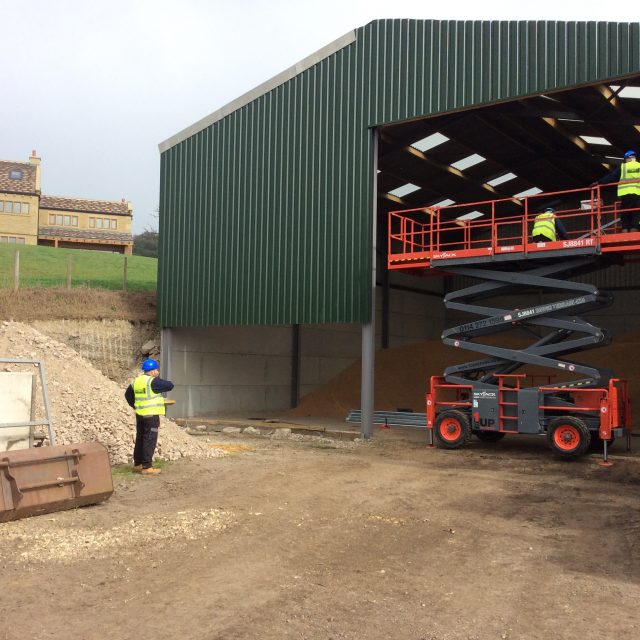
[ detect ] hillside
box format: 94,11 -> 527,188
0,243 -> 157,291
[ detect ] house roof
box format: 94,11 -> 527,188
40,195 -> 132,215
0,161 -> 38,195
38,227 -> 133,243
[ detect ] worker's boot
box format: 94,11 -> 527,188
133,464 -> 143,473
140,467 -> 161,475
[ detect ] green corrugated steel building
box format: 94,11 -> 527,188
159,18 -> 640,328
158,19 -> 640,424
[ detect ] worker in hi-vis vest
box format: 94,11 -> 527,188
531,207 -> 569,243
125,358 -> 174,475
594,150 -> 640,233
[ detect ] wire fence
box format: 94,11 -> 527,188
0,249 -> 157,292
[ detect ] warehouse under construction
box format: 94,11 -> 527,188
157,18 -> 640,446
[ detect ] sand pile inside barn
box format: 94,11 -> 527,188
0,321 -> 225,464
289,331 -> 640,419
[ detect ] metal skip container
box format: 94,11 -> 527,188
0,442 -> 114,523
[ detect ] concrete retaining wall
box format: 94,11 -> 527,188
165,279 -> 446,418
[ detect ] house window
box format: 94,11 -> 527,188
0,237 -> 6,242
49,214 -> 55,224
89,218 -> 95,228
8,237 -> 16,243
96,218 -> 103,229
64,215 -> 70,226
9,170 -> 22,180
0,201 -> 3,213
17,238 -> 24,244
72,216 -> 78,226
111,219 -> 117,230
56,214 -> 63,225
21,203 -> 29,214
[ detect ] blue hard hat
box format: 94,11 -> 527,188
624,150 -> 636,159
141,358 -> 159,372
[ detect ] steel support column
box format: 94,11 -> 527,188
361,129 -> 379,439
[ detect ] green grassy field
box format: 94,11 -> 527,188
0,244 -> 157,291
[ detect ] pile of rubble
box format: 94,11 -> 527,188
0,321 -> 225,465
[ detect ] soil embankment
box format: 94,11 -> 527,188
0,289 -> 159,383
0,288 -> 157,322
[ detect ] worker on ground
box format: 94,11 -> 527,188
125,358 -> 174,475
531,207 -> 568,243
593,150 -> 640,232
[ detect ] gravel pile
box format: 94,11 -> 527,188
0,321 -> 226,465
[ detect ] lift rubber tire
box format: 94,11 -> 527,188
547,416 -> 591,459
434,410 -> 471,449
474,431 -> 506,443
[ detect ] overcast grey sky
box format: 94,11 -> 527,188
1,1 -> 634,233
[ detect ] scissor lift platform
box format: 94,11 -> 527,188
388,185 -> 637,460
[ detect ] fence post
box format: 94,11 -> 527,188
66,255 -> 72,290
13,250 -> 19,291
123,256 -> 128,291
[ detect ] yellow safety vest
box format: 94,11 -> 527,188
133,374 -> 166,417
618,160 -> 640,197
532,212 -> 556,242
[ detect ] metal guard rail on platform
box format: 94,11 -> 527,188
388,184 -> 640,268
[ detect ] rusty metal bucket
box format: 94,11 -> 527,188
0,442 -> 113,523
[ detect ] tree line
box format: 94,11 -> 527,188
133,231 -> 158,258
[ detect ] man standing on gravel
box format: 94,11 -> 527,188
125,358 -> 174,475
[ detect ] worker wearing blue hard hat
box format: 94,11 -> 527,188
593,150 -> 640,232
141,358 -> 159,372
124,357 -> 174,474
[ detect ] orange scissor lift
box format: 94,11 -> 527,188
388,185 -> 639,462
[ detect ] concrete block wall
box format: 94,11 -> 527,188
166,278 -> 447,418
299,324 -> 361,399
167,325 -> 293,417
385,270 -> 445,345
384,289 -> 445,345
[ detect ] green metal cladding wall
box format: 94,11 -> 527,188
158,19 -> 640,328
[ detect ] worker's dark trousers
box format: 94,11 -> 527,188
620,194 -> 640,231
133,414 -> 160,468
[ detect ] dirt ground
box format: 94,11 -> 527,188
3,428 -> 640,640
